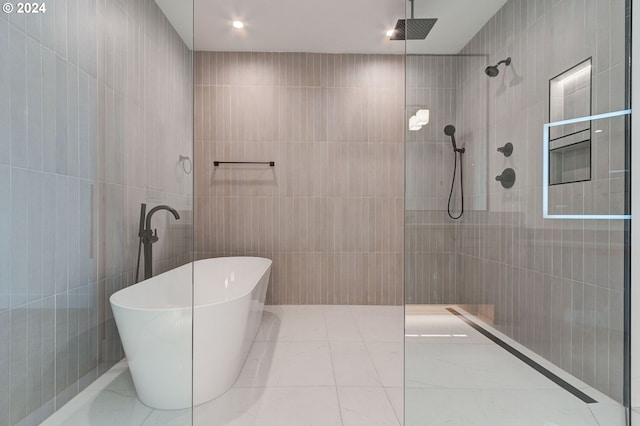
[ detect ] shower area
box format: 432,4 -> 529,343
0,0 -> 634,425
404,0 -> 631,424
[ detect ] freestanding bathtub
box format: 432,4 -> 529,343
110,257 -> 272,410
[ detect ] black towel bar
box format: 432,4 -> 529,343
213,161 -> 275,167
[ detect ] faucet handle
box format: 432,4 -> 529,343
150,229 -> 159,243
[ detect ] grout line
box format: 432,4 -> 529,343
322,306 -> 345,425
383,386 -> 402,426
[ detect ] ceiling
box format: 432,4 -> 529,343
157,0 -> 508,55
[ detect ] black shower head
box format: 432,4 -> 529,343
485,57 -> 512,77
484,65 -> 500,77
390,0 -> 437,40
444,125 -> 462,152
444,125 -> 456,136
390,18 -> 438,40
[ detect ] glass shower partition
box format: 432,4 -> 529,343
0,0 -> 195,424
404,0 -> 631,424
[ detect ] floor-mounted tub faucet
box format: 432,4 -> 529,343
136,203 -> 180,281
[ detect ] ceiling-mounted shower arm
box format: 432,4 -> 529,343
409,0 -> 415,19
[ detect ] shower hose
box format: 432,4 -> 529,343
447,150 -> 464,220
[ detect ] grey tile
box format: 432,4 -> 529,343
10,25 -> 28,168
67,178 -> 79,290
26,37 -> 43,171
66,0 -> 78,65
66,288 -> 80,401
11,168 -> 29,308
41,296 -> 55,408
42,47 -> 57,173
66,64 -> 79,177
0,18 -> 9,165
11,307 -> 28,425
87,76 -> 97,180
570,281 -> 584,378
41,0 -> 55,51
8,0 -> 26,30
582,283 -> 597,385
54,292 -> 68,403
42,173 -> 56,297
594,286 -> 610,394
55,175 -> 69,294
55,0 -> 67,59
26,300 -> 43,417
27,171 -> 43,303
78,284 -> 95,380
78,71 -> 89,179
0,310 -> 9,420
55,56 -> 68,174
608,289 -> 624,402
0,166 -> 10,311
25,4 -> 42,42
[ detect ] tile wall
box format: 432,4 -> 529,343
452,0 -> 627,402
193,52 -> 404,305
404,55 -> 463,305
0,0 -> 193,424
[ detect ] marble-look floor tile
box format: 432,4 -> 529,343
235,340 -> 335,387
365,341 -> 403,387
324,306 -> 362,341
257,306 -> 328,341
405,388 -> 599,426
404,313 -> 490,344
384,387 -> 403,425
337,387 -> 399,426
102,368 -> 138,398
193,387 -> 342,426
350,306 -> 404,342
405,341 -> 558,390
41,389 -> 153,426
587,402 -> 627,426
330,341 -> 382,386
142,408 -> 192,426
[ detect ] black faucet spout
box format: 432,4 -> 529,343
145,205 -> 180,231
139,204 -> 181,280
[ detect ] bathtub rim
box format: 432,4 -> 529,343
110,256 -> 272,312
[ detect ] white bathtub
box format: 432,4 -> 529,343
110,257 -> 272,410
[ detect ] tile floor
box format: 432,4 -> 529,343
42,305 -> 404,426
404,305 -> 627,426
41,305 -> 628,425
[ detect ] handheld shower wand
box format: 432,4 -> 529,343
444,125 -> 465,153
444,125 -> 464,220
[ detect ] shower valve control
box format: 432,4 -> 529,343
497,142 -> 513,157
495,168 -> 516,189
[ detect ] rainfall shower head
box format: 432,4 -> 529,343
485,57 -> 512,77
390,0 -> 437,40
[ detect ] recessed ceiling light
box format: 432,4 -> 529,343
386,29 -> 394,37
233,20 -> 244,29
